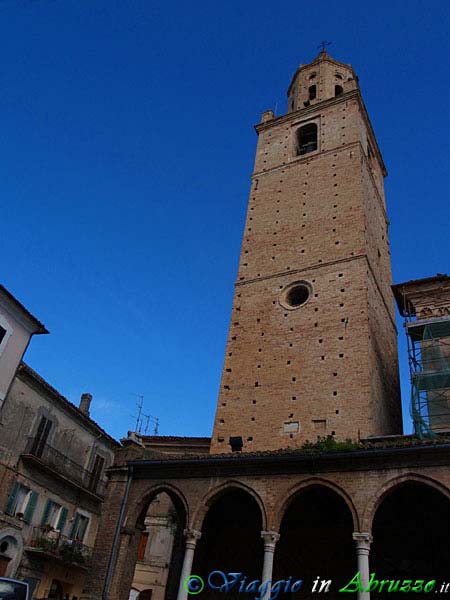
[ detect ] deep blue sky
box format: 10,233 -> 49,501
1,0 -> 449,440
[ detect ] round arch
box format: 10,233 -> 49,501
274,477 -> 359,532
192,483 -> 266,596
362,472 -> 450,532
193,479 -> 267,531
128,482 -> 190,529
0,528 -> 24,577
117,482 -> 189,600
369,475 -> 450,579
273,479 -> 357,594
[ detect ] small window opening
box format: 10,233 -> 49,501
308,85 -> 317,100
228,435 -> 244,452
297,123 -> 318,156
335,85 -> 343,97
281,282 -> 311,309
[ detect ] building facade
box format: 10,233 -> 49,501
126,436 -> 210,600
72,52 -> 450,600
393,275 -> 450,435
0,285 -> 48,409
0,287 -> 119,599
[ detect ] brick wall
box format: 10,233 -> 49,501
210,57 -> 401,453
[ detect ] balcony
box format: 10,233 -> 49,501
25,526 -> 92,568
22,437 -> 106,498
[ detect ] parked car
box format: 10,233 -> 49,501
0,578 -> 29,600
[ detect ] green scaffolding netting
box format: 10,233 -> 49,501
409,320 -> 450,438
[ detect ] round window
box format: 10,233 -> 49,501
280,281 -> 311,309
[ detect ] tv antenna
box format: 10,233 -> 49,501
132,394 -> 144,433
130,393 -> 160,435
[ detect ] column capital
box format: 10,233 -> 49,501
261,530 -> 280,546
184,528 -> 202,543
352,532 -> 372,550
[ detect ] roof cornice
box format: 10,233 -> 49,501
18,363 -> 119,447
0,285 -> 48,334
118,442 -> 450,479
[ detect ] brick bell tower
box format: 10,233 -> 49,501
210,50 -> 401,453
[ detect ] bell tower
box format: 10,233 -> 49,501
210,50 -> 401,453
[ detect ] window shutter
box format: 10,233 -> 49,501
78,516 -> 89,542
70,513 -> 80,539
5,481 -> 19,515
56,507 -> 68,533
23,491 -> 39,523
41,499 -> 52,526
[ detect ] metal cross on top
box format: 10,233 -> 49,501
318,41 -> 332,51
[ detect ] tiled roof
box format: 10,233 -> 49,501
140,435 -> 211,443
133,433 -> 450,463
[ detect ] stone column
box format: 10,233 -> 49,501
352,532 -> 373,600
260,531 -> 280,600
176,529 -> 202,600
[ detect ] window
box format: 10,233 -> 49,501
31,415 -> 52,458
0,316 -> 12,357
5,482 -> 38,523
296,123 -> 318,156
41,499 -> 67,530
286,285 -> 310,306
70,513 -> 90,542
335,85 -> 343,97
308,85 -> 317,100
280,281 -> 312,310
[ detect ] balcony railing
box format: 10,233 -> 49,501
26,526 -> 92,567
23,437 -> 106,497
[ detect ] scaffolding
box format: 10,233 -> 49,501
406,317 -> 450,438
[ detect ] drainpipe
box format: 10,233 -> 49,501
102,464 -> 134,600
